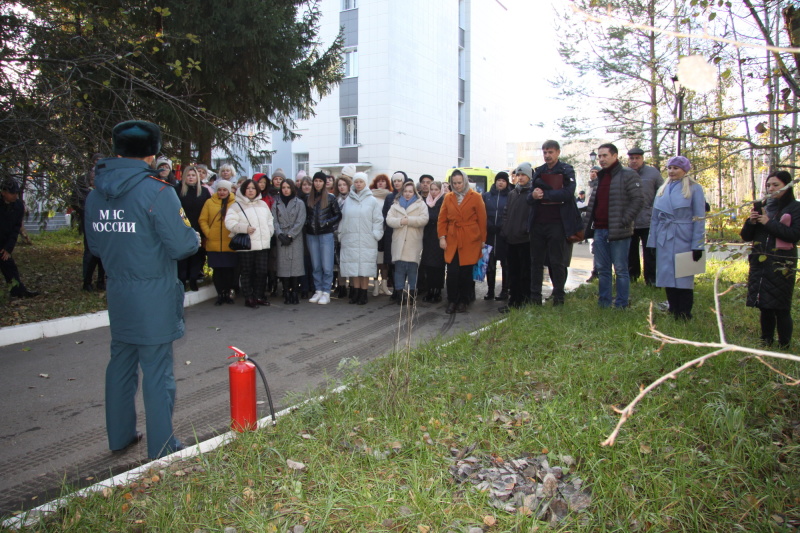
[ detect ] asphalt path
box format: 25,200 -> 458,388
0,245 -> 594,518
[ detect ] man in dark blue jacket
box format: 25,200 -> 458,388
527,140 -> 579,306
86,120 -> 199,459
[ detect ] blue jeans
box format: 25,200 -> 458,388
593,229 -> 631,308
307,233 -> 335,294
394,260 -> 419,291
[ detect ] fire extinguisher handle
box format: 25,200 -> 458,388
227,345 -> 247,359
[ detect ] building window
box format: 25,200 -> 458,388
343,48 -> 358,78
342,117 -> 357,146
294,153 -> 309,176
212,157 -> 236,171
255,155 -> 272,176
342,0 -> 357,10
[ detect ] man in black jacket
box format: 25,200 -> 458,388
527,140 -> 578,306
1,179 -> 38,298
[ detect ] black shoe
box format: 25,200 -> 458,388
111,431 -> 144,453
284,291 -> 291,304
432,288 -> 442,303
586,273 -> 597,283
245,298 -> 259,309
349,288 -> 359,304
390,290 -> 400,302
495,290 -> 508,301
357,288 -> 368,305
337,285 -> 348,299
291,291 -> 299,304
484,290 -> 495,301
445,302 -> 457,314
421,289 -> 433,302
256,297 -> 270,307
455,302 -> 467,313
225,294 -> 235,304
10,287 -> 39,298
189,280 -> 199,291
82,282 -> 94,292
214,294 -> 225,306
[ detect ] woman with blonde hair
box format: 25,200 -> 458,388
386,180 -> 429,304
647,155 -> 705,319
199,180 -> 237,305
175,165 -> 210,291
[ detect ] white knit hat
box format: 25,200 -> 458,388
341,164 -> 357,178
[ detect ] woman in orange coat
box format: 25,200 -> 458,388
437,170 -> 487,314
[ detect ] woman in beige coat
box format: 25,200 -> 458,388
386,181 -> 429,304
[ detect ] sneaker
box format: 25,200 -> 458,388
309,290 -> 323,303
318,292 -> 330,305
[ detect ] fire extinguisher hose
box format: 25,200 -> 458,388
248,356 -> 277,425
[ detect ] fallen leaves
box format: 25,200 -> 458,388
286,459 -> 306,471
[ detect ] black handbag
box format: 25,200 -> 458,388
229,202 -> 252,251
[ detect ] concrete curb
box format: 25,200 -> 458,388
0,286 -> 216,348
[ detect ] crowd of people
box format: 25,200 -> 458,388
4,136 -> 799,349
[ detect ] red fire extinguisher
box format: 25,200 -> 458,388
228,346 -> 257,431
227,346 -> 277,432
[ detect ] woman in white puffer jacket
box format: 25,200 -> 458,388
225,179 -> 274,308
338,172 -> 384,305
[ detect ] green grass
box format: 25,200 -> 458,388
5,261 -> 800,532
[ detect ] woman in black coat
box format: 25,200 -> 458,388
420,181 -> 447,302
175,165 -> 211,291
481,172 -> 510,300
741,170 -> 800,348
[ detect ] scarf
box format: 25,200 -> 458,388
280,193 -> 294,207
427,188 -> 443,208
453,186 -> 468,205
399,195 -> 416,210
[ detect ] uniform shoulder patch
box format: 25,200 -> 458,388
179,207 -> 191,227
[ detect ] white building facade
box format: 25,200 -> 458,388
216,0 -> 510,182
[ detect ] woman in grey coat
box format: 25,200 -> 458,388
272,180 -> 306,304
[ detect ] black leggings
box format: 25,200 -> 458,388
760,308 -> 793,347
213,267 -> 236,295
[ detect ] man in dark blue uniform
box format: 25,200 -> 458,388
86,120 -> 199,459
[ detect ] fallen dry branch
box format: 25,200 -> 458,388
601,267 -> 800,447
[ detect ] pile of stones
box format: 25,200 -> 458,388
449,452 -> 592,526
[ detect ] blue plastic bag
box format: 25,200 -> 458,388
473,244 -> 493,282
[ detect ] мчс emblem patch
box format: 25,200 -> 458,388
179,207 -> 191,227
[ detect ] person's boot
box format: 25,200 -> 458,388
380,280 -> 393,296
189,279 -> 199,292
245,298 -> 259,309
357,288 -> 368,305
495,289 -> 508,301
445,301 -> 457,314
484,288 -> 495,300
82,281 -> 94,292
421,288 -> 433,302
349,287 -> 359,304
372,280 -> 381,296
432,288 -> 442,303
337,285 -> 348,299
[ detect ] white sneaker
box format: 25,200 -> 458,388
309,290 -> 322,303
373,282 -> 381,296
318,292 -> 330,305
380,280 -> 393,295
